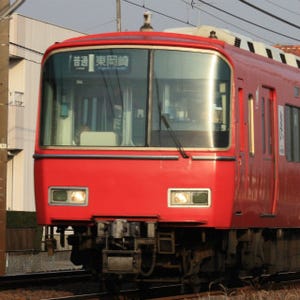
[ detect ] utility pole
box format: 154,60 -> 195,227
0,0 -> 10,275
0,0 -> 25,275
116,0 -> 121,32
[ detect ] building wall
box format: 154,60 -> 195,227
7,14 -> 84,212
8,59 -> 25,150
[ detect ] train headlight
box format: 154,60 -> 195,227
49,187 -> 88,206
70,191 -> 86,203
168,189 -> 211,207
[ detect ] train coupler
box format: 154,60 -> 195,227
102,249 -> 141,274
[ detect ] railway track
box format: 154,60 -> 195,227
0,269 -> 93,288
0,271 -> 183,300
0,270 -> 100,300
39,282 -> 300,300
2,271 -> 300,300
38,283 -> 183,300
42,292 -> 106,300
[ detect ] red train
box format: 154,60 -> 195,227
34,25 -> 300,287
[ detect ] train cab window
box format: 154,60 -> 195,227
40,49 -> 148,147
150,50 -> 231,148
39,48 -> 231,149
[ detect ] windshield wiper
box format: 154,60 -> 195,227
161,114 -> 189,159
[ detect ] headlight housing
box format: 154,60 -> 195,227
49,187 -> 88,206
168,188 -> 211,207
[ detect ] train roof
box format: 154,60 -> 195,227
46,25 -> 300,71
53,30 -> 225,48
165,26 -> 300,69
44,30 -> 227,61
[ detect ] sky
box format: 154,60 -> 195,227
12,0 -> 300,46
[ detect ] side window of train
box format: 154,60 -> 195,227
285,105 -> 300,162
248,94 -> 255,156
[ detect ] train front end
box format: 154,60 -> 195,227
34,32 -> 235,282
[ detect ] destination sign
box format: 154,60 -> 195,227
71,53 -> 130,72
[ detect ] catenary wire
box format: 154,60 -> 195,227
265,0 -> 300,16
122,0 -> 197,26
180,0 -> 275,44
124,0 -> 285,44
196,0 -> 300,42
181,0 -> 276,43
123,0 -> 300,43
239,0 -> 300,29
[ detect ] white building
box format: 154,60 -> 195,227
7,14 -> 84,211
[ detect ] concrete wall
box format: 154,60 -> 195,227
7,14 -> 84,211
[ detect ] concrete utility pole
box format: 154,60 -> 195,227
0,0 -> 10,275
116,0 -> 121,32
0,0 -> 25,275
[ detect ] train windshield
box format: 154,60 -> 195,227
40,48 -> 231,148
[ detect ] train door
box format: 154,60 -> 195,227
235,80 -> 249,211
260,86 -> 276,216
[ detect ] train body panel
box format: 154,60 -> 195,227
34,151 -> 235,227
227,46 -> 300,228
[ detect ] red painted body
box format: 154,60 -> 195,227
33,30 -> 300,280
34,150 -> 235,226
34,31 -> 300,229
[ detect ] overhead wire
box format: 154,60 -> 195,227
239,0 -> 300,30
84,18 -> 116,32
180,0 -> 275,44
122,0 -> 300,43
181,0 -> 275,43
123,0 -> 274,43
196,0 -> 300,42
122,0 -> 197,26
265,0 -> 300,17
